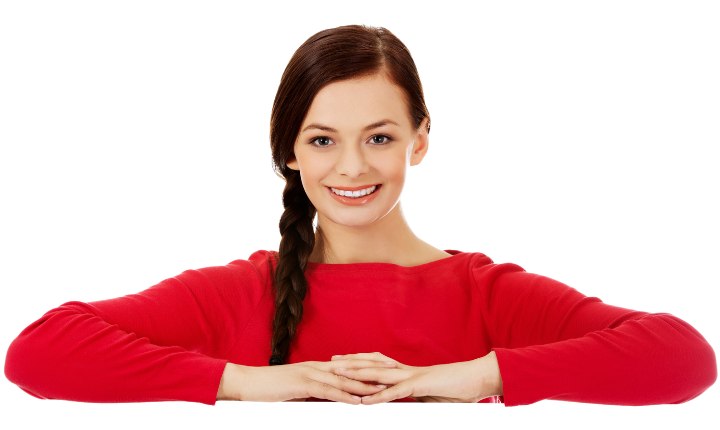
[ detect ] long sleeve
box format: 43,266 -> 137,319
4,258 -> 268,404
472,262 -> 717,406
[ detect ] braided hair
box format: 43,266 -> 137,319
268,24 -> 431,365
268,171 -> 316,364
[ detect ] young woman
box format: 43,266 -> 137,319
4,24 -> 716,406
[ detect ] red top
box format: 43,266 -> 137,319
4,249 -> 717,405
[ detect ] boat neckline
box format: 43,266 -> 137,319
301,249 -> 467,272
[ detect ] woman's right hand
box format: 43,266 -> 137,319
216,359 -> 397,404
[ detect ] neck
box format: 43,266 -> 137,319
310,203 -> 428,265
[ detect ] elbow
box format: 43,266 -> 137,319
4,328 -> 51,399
676,337 -> 717,403
658,313 -> 718,403
4,303 -> 89,400
627,313 -> 717,405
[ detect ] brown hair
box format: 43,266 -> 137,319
268,24 -> 431,365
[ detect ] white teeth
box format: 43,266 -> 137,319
330,185 -> 377,198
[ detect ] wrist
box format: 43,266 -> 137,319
217,362 -> 248,401
470,351 -> 503,398
482,351 -> 503,397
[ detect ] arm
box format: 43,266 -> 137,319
5,255 -> 394,405
474,263 -> 717,406
4,260 -> 263,404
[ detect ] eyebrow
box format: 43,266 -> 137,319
300,119 -> 399,134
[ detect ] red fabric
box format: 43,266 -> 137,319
4,250 -> 716,405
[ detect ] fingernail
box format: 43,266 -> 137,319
384,361 -> 396,366
376,384 -> 387,389
351,395 -> 361,402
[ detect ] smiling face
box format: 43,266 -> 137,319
286,71 -> 429,229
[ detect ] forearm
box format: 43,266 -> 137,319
5,302 -> 228,404
493,313 -> 717,406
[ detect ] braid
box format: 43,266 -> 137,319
269,170 -> 316,365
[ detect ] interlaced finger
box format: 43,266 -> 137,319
327,359 -> 398,371
309,368 -> 387,398
333,366 -> 408,385
305,379 -> 362,404
361,382 -> 414,405
332,352 -> 394,362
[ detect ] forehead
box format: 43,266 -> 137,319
302,73 -> 411,129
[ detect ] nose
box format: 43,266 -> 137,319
335,143 -> 369,178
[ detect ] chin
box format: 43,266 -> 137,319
324,204 -> 399,228
313,191 -> 401,228
327,214 -> 383,228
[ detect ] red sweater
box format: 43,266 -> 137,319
4,249 -> 716,405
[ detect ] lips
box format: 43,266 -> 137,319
327,184 -> 381,191
326,184 -> 382,205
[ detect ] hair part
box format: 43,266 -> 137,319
268,24 -> 430,365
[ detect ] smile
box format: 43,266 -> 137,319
326,184 -> 382,206
329,185 -> 378,198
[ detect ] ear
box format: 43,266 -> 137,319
409,117 -> 430,166
286,156 -> 299,171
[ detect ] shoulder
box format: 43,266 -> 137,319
164,250 -> 276,300
464,252 -> 526,281
229,249 -> 276,273
462,251 -> 557,296
208,249 -> 277,287
443,250 -> 525,280
465,252 -> 587,305
428,250 -> 527,289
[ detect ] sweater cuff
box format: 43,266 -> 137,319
492,346 -> 571,406
194,357 -> 228,405
492,343 -> 593,406
492,347 -> 526,406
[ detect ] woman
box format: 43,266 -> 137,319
4,24 -> 716,406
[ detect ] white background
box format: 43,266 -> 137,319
1,1 -> 718,428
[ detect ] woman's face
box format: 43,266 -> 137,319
286,72 -> 429,229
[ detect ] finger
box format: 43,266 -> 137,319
334,367 -> 407,385
362,382 -> 414,405
331,352 -> 393,362
334,375 -> 389,396
311,368 -> 388,397
306,380 -> 362,405
327,359 -> 398,371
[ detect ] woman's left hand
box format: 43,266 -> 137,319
330,351 -> 503,404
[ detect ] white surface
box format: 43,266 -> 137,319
1,1 -> 718,428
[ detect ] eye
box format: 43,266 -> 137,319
309,136 -> 332,147
370,135 -> 392,145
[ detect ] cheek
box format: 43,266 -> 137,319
297,157 -> 332,190
374,153 -> 407,180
